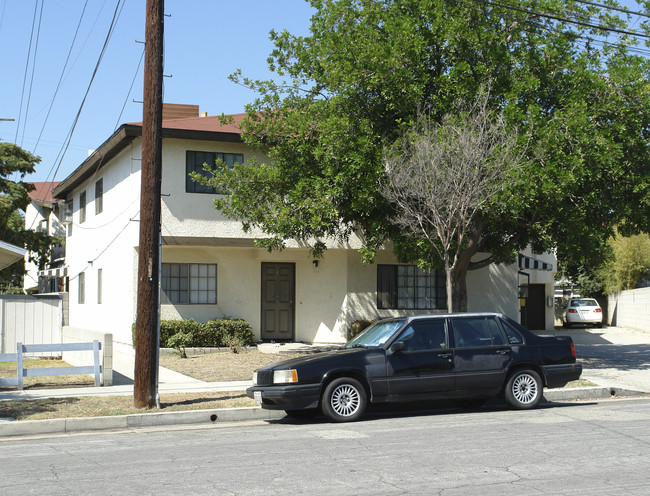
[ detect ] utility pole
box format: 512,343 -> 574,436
134,0 -> 164,409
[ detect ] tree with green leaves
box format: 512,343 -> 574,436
600,232 -> 650,293
204,0 -> 650,310
0,142 -> 53,292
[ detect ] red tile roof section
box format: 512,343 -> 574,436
28,182 -> 61,204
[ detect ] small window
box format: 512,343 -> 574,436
186,150 -> 243,193
97,268 -> 103,304
79,191 -> 86,223
487,317 -> 506,345
78,272 -> 85,304
95,179 -> 103,215
501,320 -> 524,345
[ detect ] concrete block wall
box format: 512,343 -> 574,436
607,287 -> 650,333
61,326 -> 113,386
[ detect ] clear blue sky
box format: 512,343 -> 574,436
0,0 -> 315,183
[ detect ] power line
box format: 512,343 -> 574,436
14,1 -> 40,145
46,0 -> 123,184
20,0 -> 44,148
34,1 -> 89,153
476,0 -> 650,41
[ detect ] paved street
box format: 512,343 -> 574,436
1,397 -> 649,495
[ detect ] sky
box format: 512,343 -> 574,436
0,0 -> 315,184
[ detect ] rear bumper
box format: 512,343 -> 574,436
542,363 -> 583,389
246,384 -> 321,411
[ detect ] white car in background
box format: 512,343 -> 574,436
563,298 -> 603,328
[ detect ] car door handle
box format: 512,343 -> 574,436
438,352 -> 453,359
496,349 -> 510,355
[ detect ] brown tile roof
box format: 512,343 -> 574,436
128,112 -> 245,135
28,182 -> 61,204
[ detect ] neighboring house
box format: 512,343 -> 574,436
23,181 -> 67,293
51,103 -> 557,348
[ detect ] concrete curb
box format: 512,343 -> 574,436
0,406 -> 285,438
1,387 -> 648,438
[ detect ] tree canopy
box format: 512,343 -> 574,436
0,142 -> 52,291
206,0 -> 650,308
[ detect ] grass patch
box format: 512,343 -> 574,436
552,378 -> 599,389
0,359 -> 95,389
0,392 -> 256,421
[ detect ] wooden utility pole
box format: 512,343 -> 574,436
134,0 -> 164,409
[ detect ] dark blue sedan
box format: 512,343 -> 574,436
247,313 -> 582,422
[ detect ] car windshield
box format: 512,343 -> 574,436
570,299 -> 599,307
344,320 -> 405,349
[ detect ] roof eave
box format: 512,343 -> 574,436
52,124 -> 243,199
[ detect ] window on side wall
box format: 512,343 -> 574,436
78,272 -> 85,304
95,178 -> 103,215
377,265 -> 446,310
79,191 -> 86,223
185,150 -> 243,193
161,263 -> 217,304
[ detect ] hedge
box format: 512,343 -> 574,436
132,318 -> 254,348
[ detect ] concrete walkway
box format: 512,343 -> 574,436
1,326 -> 648,437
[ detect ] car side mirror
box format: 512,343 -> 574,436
390,341 -> 405,354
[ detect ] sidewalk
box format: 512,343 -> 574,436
1,326 -> 648,437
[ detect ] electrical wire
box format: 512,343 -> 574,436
46,0 -> 123,185
34,0 -> 89,153
14,1 -> 40,145
20,0 -> 44,149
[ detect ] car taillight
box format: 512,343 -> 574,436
568,309 -> 577,313
570,342 -> 576,358
594,308 -> 602,313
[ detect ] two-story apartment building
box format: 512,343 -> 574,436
51,104 -> 557,348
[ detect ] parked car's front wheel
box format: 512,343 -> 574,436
504,369 -> 542,409
322,377 -> 367,422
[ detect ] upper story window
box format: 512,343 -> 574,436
377,265 -> 446,310
79,191 -> 86,224
186,150 -> 243,194
95,178 -> 103,215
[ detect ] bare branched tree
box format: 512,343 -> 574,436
382,91 -> 529,312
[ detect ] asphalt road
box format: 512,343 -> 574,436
1,398 -> 649,495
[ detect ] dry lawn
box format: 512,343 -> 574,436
159,349 -> 300,382
0,392 -> 256,421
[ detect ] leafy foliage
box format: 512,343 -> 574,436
0,142 -> 53,291
202,0 -> 650,308
600,233 -> 650,293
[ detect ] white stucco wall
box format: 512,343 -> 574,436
65,141 -> 142,347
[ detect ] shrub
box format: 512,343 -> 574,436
348,320 -> 374,340
132,318 -> 254,349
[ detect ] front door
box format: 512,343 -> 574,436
261,263 -> 295,341
526,284 -> 546,330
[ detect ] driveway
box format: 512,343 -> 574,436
539,326 -> 650,393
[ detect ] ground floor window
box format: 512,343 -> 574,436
377,265 -> 446,310
162,263 -> 217,304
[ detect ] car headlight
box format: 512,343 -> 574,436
273,369 -> 298,384
253,371 -> 258,386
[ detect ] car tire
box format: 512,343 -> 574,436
563,320 -> 572,329
504,369 -> 542,410
321,377 -> 367,422
285,408 -> 320,420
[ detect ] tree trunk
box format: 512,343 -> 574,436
451,263 -> 469,312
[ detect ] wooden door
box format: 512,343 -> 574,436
261,263 -> 295,341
